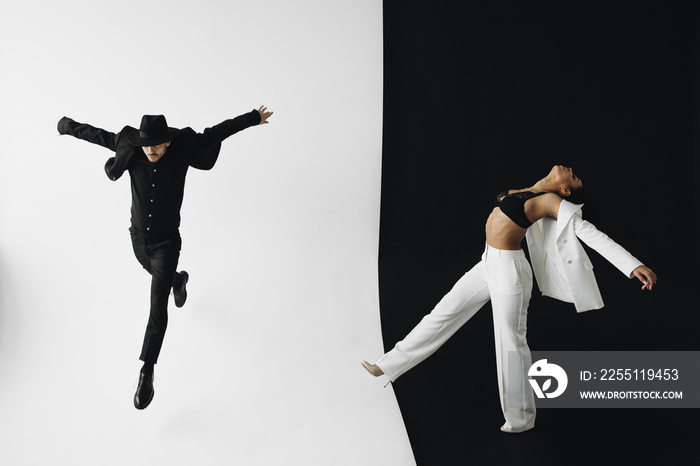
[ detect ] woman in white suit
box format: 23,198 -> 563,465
362,165 -> 656,433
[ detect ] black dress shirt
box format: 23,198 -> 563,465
57,109 -> 262,233
129,151 -> 189,232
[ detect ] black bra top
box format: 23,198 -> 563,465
495,190 -> 546,229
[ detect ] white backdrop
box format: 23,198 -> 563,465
0,1 -> 416,464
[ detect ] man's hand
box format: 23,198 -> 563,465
632,265 -> 657,291
257,105 -> 273,125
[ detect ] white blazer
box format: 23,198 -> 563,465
525,200 -> 643,313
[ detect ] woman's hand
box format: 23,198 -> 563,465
632,265 -> 657,291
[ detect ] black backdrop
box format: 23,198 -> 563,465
379,2 -> 699,465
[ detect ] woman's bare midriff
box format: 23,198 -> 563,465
485,207 -> 528,250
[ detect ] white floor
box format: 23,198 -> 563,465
0,1 -> 416,464
0,253 -> 414,465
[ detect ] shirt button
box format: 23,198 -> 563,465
152,184 -> 155,187
148,214 -> 152,218
146,227 -> 150,231
150,199 -> 154,202
567,260 -> 573,264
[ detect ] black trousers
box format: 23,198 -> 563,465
129,227 -> 183,364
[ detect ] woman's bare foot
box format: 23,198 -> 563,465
361,361 -> 384,377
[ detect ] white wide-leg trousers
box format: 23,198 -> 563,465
376,244 -> 536,431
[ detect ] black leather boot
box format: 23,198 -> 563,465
173,271 -> 189,308
134,370 -> 155,410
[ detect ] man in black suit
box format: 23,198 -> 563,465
57,106 -> 273,409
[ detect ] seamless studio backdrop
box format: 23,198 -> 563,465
2,2 -> 699,466
0,1 -> 420,465
379,2 -> 699,465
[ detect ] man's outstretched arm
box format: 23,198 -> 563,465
58,117 -> 136,181
183,106 -> 272,170
57,117 -> 118,152
202,106 -> 271,142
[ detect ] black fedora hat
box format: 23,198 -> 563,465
127,114 -> 181,146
